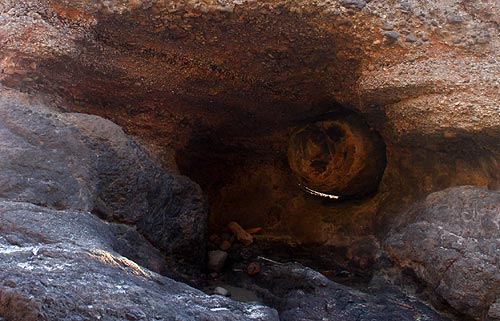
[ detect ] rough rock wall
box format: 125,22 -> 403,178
1,2 -> 500,320
385,186 -> 500,320
1,0 -> 499,283
0,89 -> 208,274
0,89 -> 279,320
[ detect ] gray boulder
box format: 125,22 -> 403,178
385,186 -> 500,320
0,200 -> 278,321
0,95 -> 280,319
0,98 -> 207,269
227,262 -> 449,321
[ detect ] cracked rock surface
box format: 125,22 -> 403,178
385,186 -> 500,320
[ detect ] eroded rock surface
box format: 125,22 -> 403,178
0,93 -> 208,271
0,0 -> 499,257
288,111 -> 386,197
1,0 -> 500,320
0,201 -> 278,321
385,186 -> 500,320
0,93 -> 279,320
227,262 -> 449,321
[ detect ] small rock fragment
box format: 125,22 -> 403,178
381,22 -> 394,31
383,31 -> 399,44
228,222 -> 253,246
208,250 -> 228,272
341,0 -> 366,9
124,308 -> 147,320
405,33 -> 417,42
3,279 -> 17,288
247,262 -> 261,276
245,227 -> 262,234
447,14 -> 463,24
213,286 -> 230,297
220,240 -> 231,251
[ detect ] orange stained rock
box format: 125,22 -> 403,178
228,221 -> 253,246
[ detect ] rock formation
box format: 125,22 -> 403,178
1,0 -> 499,320
385,186 -> 500,320
0,91 -> 280,320
287,110 -> 386,197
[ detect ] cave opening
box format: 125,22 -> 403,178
2,2 -> 392,279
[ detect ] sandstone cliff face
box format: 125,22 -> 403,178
1,1 -> 499,320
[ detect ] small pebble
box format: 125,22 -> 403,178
3,279 -> 17,288
381,22 -> 394,31
447,14 -> 463,24
213,286 -> 230,296
405,33 -> 418,42
220,240 -> 231,251
247,262 -> 261,276
383,31 -> 399,43
208,250 -> 228,272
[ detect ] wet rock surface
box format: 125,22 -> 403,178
385,186 -> 500,320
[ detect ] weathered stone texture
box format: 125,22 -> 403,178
385,186 -> 500,320
0,200 -> 278,321
0,96 -> 208,269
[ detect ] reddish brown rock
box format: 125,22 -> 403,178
288,112 -> 386,197
0,0 -> 499,251
228,221 -> 253,246
1,1 -> 500,319
247,262 -> 261,276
